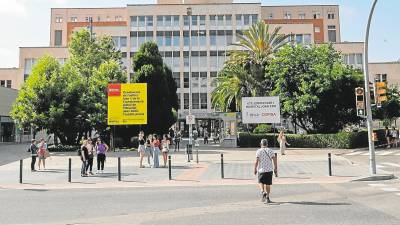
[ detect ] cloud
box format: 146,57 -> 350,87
0,0 -> 26,16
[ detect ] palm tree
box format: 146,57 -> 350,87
212,21 -> 292,112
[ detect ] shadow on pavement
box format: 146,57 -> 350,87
22,189 -> 49,192
270,201 -> 351,206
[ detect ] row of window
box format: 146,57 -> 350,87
130,14 -> 258,28
342,53 -> 363,66
55,16 -> 123,23
180,93 -> 208,110
173,71 -> 218,89
267,11 -> 335,20
0,80 -> 12,88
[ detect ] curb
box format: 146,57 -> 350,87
352,174 -> 396,182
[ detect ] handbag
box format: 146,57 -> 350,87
44,150 -> 50,158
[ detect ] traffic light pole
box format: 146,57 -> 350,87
363,0 -> 378,175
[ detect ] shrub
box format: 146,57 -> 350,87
237,131 -> 370,149
253,124 -> 272,134
48,145 -> 79,152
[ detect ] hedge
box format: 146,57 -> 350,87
237,131 -> 369,149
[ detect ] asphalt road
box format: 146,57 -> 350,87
1,181 -> 400,225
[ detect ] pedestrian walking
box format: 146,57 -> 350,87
37,138 -> 47,170
145,134 -> 154,167
174,131 -> 181,152
277,131 -> 290,155
385,127 -> 391,148
86,138 -> 95,175
193,129 -> 198,141
254,139 -> 277,203
152,134 -> 161,168
95,138 -> 109,174
391,127 -> 398,148
138,131 -> 146,168
169,127 -> 175,146
204,129 -> 209,144
80,140 -> 89,177
28,139 -> 38,172
161,134 -> 170,167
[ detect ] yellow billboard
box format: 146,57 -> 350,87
107,83 -> 147,125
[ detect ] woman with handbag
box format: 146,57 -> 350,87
37,138 -> 47,170
277,131 -> 290,155
161,134 -> 170,168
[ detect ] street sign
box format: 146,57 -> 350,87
242,96 -> 281,124
357,109 -> 365,117
186,115 -> 195,125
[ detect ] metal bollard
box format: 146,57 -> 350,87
168,156 -> 172,180
19,159 -> 23,184
221,154 -> 224,179
68,158 -> 71,183
118,157 -> 121,181
328,153 -> 332,176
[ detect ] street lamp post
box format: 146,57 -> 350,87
363,0 -> 378,175
187,7 -> 193,147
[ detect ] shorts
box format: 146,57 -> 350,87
258,171 -> 273,185
162,148 -> 169,153
138,145 -> 145,153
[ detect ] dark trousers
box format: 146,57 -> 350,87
31,156 -> 37,170
86,157 -> 93,172
175,141 -> 180,151
97,154 -> 106,170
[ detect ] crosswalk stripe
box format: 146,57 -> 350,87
395,153 -> 400,156
345,152 -> 363,156
381,162 -> 400,168
361,153 -> 370,156
381,188 -> 400,192
376,151 -> 394,156
377,165 -> 387,168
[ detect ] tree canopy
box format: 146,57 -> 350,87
11,29 -> 126,145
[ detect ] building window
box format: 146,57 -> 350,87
200,93 -> 207,109
165,15 -> 172,27
243,14 -> 250,25
328,12 -> 335,19
299,13 -> 305,19
199,15 -> 206,26
314,27 -> 320,33
375,74 -> 387,82
131,16 -> 137,27
70,17 -> 78,22
173,31 -> 180,47
284,12 -> 291,19
268,13 -> 273,19
183,15 -> 190,26
251,14 -> 258,24
85,17 -> 93,22
138,16 -> 145,27
192,93 -> 200,109
147,16 -> 153,27
210,15 -> 216,26
304,34 -> 311,44
236,14 -> 243,26
0,80 -> 5,87
173,15 -> 180,27
54,30 -> 62,46
184,72 -> 189,88
210,72 -> 218,77
115,16 -> 123,21
173,72 -> 180,88
131,31 -> 138,47
6,80 -> 12,88
157,16 -> 164,27
55,17 -> 63,23
210,30 -> 216,46
191,15 -> 198,26
226,15 -> 232,26
217,15 -> 224,26
184,93 -> 189,109
313,12 -> 321,19
328,25 -> 336,42
356,53 -> 363,65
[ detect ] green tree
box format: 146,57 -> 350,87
11,30 -> 126,145
268,44 -> 363,133
373,87 -> 400,126
132,42 -> 178,134
212,22 -> 291,111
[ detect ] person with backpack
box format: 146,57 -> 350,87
254,139 -> 277,203
28,139 -> 38,172
95,138 -> 109,174
80,140 -> 89,177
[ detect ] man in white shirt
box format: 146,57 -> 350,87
254,139 -> 277,203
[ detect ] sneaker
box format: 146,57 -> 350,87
266,197 -> 272,204
261,192 -> 267,202
89,172 -> 94,175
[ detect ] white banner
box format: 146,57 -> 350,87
242,97 -> 281,124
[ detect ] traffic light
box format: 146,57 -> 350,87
375,82 -> 387,107
355,87 -> 365,117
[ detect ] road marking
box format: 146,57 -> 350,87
381,162 -> 400,168
395,153 -> 400,156
361,153 -> 370,156
381,187 -> 400,192
396,193 -> 400,196
376,151 -> 394,156
345,152 -> 363,156
376,165 -> 387,168
368,183 -> 387,187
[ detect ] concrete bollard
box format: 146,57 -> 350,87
168,155 -> 172,180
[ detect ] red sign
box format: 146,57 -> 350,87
108,84 -> 121,97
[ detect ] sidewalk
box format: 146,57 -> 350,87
0,148 -> 387,190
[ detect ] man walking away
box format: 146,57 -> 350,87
174,131 -> 181,152
254,139 -> 277,203
29,139 -> 38,172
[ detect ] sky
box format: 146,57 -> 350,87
0,0 -> 399,68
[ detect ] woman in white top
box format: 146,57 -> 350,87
138,131 -> 146,168
161,134 -> 170,167
277,131 -> 290,155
